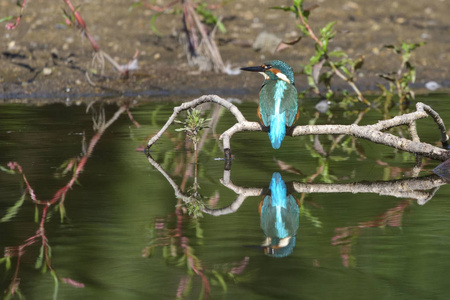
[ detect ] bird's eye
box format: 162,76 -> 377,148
265,64 -> 272,69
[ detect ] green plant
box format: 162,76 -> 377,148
175,108 -> 211,149
272,0 -> 369,105
175,108 -> 211,218
378,42 -> 425,105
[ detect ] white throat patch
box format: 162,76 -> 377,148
259,72 -> 270,80
275,72 -> 291,84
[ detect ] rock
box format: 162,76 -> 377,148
253,31 -> 282,54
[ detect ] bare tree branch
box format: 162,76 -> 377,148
146,95 -> 450,161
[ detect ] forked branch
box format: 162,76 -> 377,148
146,95 -> 450,161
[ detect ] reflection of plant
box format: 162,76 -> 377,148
0,161 -> 86,298
142,212 -> 249,299
0,105 -> 131,298
181,192 -> 206,219
331,200 -> 412,268
378,42 -> 425,106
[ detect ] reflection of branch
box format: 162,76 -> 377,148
204,170 -> 264,216
146,153 -> 189,202
147,154 -> 446,218
146,96 -> 450,161
205,173 -> 445,216
292,175 -> 444,205
147,154 -> 263,216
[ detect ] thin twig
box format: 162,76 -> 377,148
328,61 -> 369,105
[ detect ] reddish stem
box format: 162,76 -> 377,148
5,0 -> 26,30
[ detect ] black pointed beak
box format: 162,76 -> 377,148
240,65 -> 266,72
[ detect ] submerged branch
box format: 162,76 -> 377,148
146,95 -> 450,161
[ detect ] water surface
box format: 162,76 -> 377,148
1,94 -> 450,299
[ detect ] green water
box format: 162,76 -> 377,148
1,94 -> 450,299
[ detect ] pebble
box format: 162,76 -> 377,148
315,100 -> 330,114
8,41 -> 16,50
425,81 -> 441,91
42,68 -> 52,75
396,17 -> 406,24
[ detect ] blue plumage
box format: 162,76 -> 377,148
269,112 -> 286,149
241,60 -> 298,149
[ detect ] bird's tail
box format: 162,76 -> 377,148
269,113 -> 286,149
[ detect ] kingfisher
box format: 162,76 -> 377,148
241,60 -> 299,149
259,172 -> 299,257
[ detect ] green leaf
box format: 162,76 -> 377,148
328,50 -> 347,58
196,3 -> 226,33
329,155 -> 349,161
5,257 -> 12,271
1,191 -> 26,222
51,270 -> 59,300
59,202 -> 66,223
212,270 -> 228,292
297,24 -> 309,36
325,90 -> 334,100
340,66 -> 351,77
176,254 -> 186,267
309,52 -> 323,65
195,222 -> 204,239
0,164 -> 16,174
150,13 -> 162,36
128,2 -> 142,12
402,41 -> 424,53
35,205 -> 39,223
35,246 -> 44,269
294,0 -> 304,8
320,21 -> 336,41
270,5 -> 297,14
0,16 -> 14,24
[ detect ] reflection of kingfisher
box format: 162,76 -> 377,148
241,60 -> 299,149
259,172 -> 300,257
